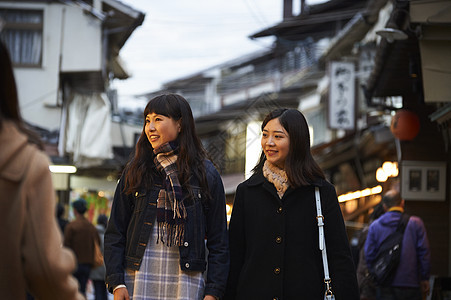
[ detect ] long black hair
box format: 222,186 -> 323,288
123,94 -> 209,198
253,108 -> 324,187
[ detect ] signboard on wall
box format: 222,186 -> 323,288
401,161 -> 447,201
328,61 -> 356,130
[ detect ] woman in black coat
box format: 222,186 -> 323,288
226,108 -> 359,300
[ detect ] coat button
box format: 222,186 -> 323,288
274,267 -> 281,274
185,263 -> 190,268
184,241 -> 189,247
275,236 -> 282,244
277,207 -> 283,213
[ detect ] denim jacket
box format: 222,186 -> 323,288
104,160 -> 229,299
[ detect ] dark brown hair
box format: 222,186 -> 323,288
123,94 -> 209,199
381,190 -> 402,208
0,40 -> 42,148
253,108 -> 325,187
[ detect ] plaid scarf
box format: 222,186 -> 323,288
153,141 -> 186,246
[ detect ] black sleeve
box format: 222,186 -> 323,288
104,177 -> 133,293
204,162 -> 230,299
224,183 -> 246,300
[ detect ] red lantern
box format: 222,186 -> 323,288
390,109 -> 420,141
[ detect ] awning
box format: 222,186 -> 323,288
111,54 -> 130,80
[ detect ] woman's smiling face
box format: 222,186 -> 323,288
261,118 -> 290,169
145,112 -> 181,149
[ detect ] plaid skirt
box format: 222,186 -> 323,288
125,222 -> 205,300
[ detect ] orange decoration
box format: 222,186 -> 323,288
390,109 -> 420,141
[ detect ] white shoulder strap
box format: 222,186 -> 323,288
315,186 -> 334,299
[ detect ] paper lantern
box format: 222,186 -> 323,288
390,110 -> 420,141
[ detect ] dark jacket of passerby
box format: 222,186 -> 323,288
89,223 -> 106,281
90,214 -> 108,300
357,227 -> 373,299
365,210 -> 431,288
0,121 -> 84,300
56,203 -> 69,234
356,203 -> 384,300
64,213 -> 100,265
226,173 -> 359,300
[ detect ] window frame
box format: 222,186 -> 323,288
0,8 -> 44,68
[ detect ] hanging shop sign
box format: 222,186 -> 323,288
328,61 -> 356,130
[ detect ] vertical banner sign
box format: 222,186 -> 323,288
329,61 -> 355,130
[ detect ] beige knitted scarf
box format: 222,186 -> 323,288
263,160 -> 289,199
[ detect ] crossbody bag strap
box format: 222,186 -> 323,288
315,187 -> 334,299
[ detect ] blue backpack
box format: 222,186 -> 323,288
371,213 -> 410,286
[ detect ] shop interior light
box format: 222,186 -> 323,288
338,185 -> 382,202
376,161 -> 399,182
391,162 -> 399,177
49,165 -> 77,174
382,161 -> 393,173
226,204 -> 232,214
376,167 -> 389,182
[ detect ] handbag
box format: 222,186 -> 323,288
315,187 -> 336,300
93,239 -> 104,268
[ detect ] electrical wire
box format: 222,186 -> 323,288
242,0 -> 268,26
20,89 -> 58,109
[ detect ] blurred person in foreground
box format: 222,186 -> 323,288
0,40 -> 84,299
64,198 -> 101,297
225,108 -> 359,300
365,190 -> 431,300
104,94 -> 229,300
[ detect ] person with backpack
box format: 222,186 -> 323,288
364,190 -> 431,300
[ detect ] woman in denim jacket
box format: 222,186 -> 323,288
104,94 -> 229,300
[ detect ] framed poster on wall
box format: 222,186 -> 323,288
401,161 -> 447,201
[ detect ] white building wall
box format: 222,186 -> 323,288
1,2 -> 63,130
1,2 -> 103,131
60,5 -> 102,72
110,121 -> 142,148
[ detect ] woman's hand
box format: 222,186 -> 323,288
204,295 -> 219,300
113,287 -> 130,300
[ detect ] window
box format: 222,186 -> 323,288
0,9 -> 43,67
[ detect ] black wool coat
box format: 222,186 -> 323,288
225,172 -> 359,300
